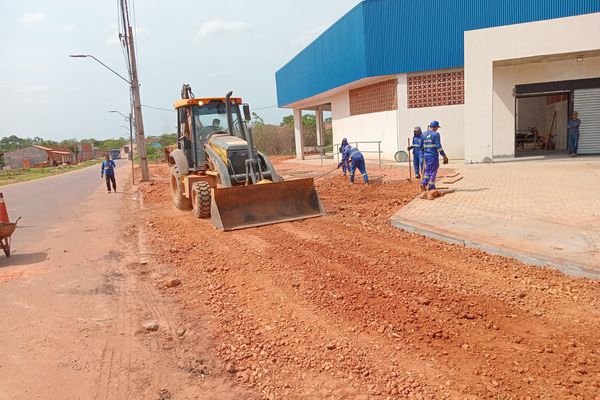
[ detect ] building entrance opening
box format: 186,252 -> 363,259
515,93 -> 569,156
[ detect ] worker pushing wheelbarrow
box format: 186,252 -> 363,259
0,192 -> 20,257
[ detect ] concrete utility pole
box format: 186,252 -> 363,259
126,25 -> 149,181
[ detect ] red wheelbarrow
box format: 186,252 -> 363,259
0,217 -> 21,257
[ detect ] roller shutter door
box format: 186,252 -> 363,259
574,88 -> 600,154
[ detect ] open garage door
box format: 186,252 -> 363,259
574,88 -> 600,154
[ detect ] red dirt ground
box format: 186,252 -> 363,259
137,161 -> 600,399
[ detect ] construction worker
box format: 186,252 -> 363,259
338,144 -> 369,184
407,126 -> 424,179
101,154 -> 117,193
568,111 -> 581,157
339,138 -> 349,176
419,121 -> 448,191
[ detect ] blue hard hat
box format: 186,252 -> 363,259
341,138 -> 348,144
429,120 -> 441,128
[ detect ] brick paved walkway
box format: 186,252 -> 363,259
391,156 -> 600,279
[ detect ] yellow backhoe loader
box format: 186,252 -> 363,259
167,84 -> 324,231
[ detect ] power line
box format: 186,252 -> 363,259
141,104 -> 174,112
253,104 -> 277,111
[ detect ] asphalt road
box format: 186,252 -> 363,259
0,160 -> 127,258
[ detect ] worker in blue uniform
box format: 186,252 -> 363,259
567,111 -> 581,157
101,154 -> 117,193
338,144 -> 369,184
419,121 -> 448,191
339,138 -> 349,176
407,126 -> 424,179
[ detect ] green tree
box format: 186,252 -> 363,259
280,114 -> 318,148
281,115 -> 294,128
159,133 -> 177,147
251,112 -> 265,127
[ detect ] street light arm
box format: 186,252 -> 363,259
109,110 -> 131,120
69,54 -> 131,85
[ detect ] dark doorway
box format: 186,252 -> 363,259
515,93 -> 569,156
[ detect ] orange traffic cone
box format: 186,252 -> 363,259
0,193 -> 10,224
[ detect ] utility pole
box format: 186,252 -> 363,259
120,0 -> 149,181
129,112 -> 135,184
127,25 -> 149,181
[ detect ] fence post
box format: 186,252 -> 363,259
320,146 -> 323,166
378,142 -> 381,167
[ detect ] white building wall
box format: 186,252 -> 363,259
331,73 -> 466,161
465,13 -> 600,162
331,89 -> 398,161
397,73 -> 465,159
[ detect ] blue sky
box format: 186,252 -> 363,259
0,0 -> 357,141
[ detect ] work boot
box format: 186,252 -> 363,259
420,183 -> 427,192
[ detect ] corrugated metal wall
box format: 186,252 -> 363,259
363,0 -> 600,77
276,0 -> 600,107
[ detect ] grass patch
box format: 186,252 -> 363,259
0,159 -> 101,186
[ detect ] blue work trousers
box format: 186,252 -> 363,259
568,133 -> 579,154
413,152 -> 424,178
350,157 -> 368,184
341,162 -> 349,175
421,155 -> 439,189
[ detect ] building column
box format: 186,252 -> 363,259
293,108 -> 304,160
316,106 -> 324,147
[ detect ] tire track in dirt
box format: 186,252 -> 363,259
138,164 -> 600,399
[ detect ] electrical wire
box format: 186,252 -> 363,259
253,104 -> 277,111
141,105 -> 175,112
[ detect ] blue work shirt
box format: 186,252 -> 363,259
101,160 -> 116,176
412,135 -> 424,155
339,145 -> 364,167
568,119 -> 581,135
419,130 -> 446,158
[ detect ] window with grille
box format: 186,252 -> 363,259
349,79 -> 398,116
407,71 -> 464,108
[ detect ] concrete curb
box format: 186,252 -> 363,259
390,217 -> 600,281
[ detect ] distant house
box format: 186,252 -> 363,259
77,143 -> 96,162
4,145 -> 74,169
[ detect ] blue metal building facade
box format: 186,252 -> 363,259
276,0 -> 600,107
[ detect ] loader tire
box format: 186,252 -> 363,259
191,181 -> 211,218
170,165 -> 192,210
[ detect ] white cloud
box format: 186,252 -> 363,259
293,24 -> 328,47
106,34 -> 121,46
61,24 -> 76,32
23,12 -> 45,23
135,27 -> 150,37
207,71 -> 229,79
0,84 -> 49,93
195,20 -> 253,40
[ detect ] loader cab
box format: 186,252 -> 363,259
175,98 -> 246,172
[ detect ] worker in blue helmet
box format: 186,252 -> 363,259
407,126 -> 424,179
339,138 -> 349,176
337,144 -> 369,184
419,121 -> 448,191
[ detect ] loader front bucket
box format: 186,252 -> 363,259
211,178 -> 325,231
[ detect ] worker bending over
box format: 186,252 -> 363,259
338,144 -> 369,184
407,126 -> 424,179
419,120 -> 448,191
339,138 -> 349,176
